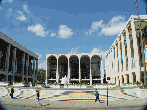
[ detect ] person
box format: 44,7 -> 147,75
11,87 -> 14,98
137,81 -> 139,86
8,81 -> 10,86
36,91 -> 41,106
95,89 -> 100,103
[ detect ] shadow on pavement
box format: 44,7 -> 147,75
0,103 -> 6,110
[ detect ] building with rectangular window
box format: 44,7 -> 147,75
0,32 -> 39,86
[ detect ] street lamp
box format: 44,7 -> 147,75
107,77 -> 111,106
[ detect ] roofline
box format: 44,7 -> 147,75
105,15 -> 147,57
0,32 -> 39,59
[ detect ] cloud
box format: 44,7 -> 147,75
69,46 -> 80,54
35,53 -> 43,59
27,23 -> 50,37
23,5 -> 30,13
58,25 -> 73,39
87,20 -> 104,35
16,11 -> 27,21
8,0 -> 13,3
50,32 -> 56,37
38,60 -> 46,70
86,15 -> 127,36
91,45 -> 108,67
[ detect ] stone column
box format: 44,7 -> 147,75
117,76 -> 119,85
79,57 -> 81,83
144,37 -> 147,85
118,38 -> 122,85
46,57 -> 48,85
36,59 -> 38,84
101,55 -> 104,84
121,34 -> 126,76
6,44 -> 10,82
110,50 -> 112,84
115,43 -> 117,81
124,74 -> 127,83
131,72 -> 134,84
109,51 -> 111,84
107,54 -> 109,80
15,50 -> 17,74
56,56 -> 59,83
105,56 -> 108,83
22,53 -> 25,82
120,75 -> 123,86
125,27 -> 132,83
13,48 -> 16,83
90,58 -> 92,85
110,49 -> 113,83
68,56 -> 70,83
28,59 -> 31,77
26,55 -> 29,82
131,19 -> 140,82
32,58 -> 35,86
112,47 -> 115,83
108,51 -> 110,83
4,54 -> 6,71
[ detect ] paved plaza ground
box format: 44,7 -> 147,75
0,86 -> 147,109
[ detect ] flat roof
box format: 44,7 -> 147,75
0,32 -> 39,59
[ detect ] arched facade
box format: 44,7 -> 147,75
46,53 -> 103,85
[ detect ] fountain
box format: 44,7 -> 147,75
61,75 -> 68,84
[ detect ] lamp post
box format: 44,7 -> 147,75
107,77 -> 110,106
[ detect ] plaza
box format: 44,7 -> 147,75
0,86 -> 147,109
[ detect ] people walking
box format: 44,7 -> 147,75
11,87 -> 14,98
95,89 -> 100,103
36,90 -> 41,106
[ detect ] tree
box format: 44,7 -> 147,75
37,68 -> 46,83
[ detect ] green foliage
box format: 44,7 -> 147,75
48,83 -> 52,85
1,81 -> 7,82
139,81 -> 144,86
37,69 -> 46,84
142,84 -> 147,88
122,83 -> 126,86
47,83 -> 59,85
103,83 -> 107,85
54,83 -> 58,85
14,82 -> 24,84
77,83 -> 83,86
112,83 -> 116,85
133,82 -> 137,85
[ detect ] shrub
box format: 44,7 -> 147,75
1,81 -> 8,83
14,82 -> 23,84
48,83 -> 52,85
82,83 -> 87,86
123,83 -> 126,86
133,82 -> 137,85
54,83 -> 58,85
